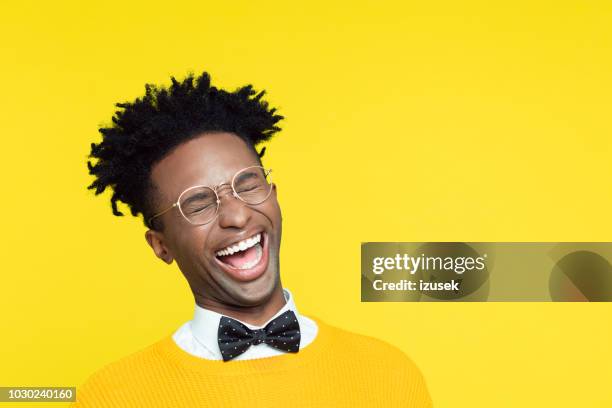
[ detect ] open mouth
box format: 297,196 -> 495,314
214,232 -> 269,282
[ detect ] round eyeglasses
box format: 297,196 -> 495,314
148,166 -> 273,228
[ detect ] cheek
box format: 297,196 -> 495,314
268,203 -> 283,243
170,227 -> 209,262
266,200 -> 282,226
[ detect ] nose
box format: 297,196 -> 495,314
216,185 -> 251,229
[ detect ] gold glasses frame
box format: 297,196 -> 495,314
147,165 -> 273,228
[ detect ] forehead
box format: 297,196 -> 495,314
150,132 -> 259,200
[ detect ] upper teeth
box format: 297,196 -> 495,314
215,233 -> 261,257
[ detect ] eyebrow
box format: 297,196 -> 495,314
234,170 -> 259,185
181,190 -> 214,206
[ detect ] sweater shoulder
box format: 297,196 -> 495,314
317,317 -> 426,374
77,337 -> 170,391
316,318 -> 432,407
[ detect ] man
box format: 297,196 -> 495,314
75,71 -> 432,407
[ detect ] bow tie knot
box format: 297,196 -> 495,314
218,310 -> 301,361
251,329 -> 266,345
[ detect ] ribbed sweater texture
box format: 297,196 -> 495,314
71,316 -> 433,407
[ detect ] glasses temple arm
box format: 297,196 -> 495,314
147,203 -> 178,224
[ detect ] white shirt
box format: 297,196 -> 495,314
172,288 -> 319,360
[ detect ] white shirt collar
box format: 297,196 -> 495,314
190,288 -> 298,355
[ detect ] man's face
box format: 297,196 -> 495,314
146,132 -> 282,308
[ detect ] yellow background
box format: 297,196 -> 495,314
1,1 -> 611,407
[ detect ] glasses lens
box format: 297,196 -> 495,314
233,166 -> 273,205
178,186 -> 218,225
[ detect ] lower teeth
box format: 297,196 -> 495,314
237,244 -> 263,270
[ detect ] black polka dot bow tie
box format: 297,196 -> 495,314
218,310 -> 301,362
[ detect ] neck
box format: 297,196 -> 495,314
194,285 -> 287,326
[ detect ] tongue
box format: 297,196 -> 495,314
220,244 -> 260,269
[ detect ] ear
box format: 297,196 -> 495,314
145,229 -> 174,265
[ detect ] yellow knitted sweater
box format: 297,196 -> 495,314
72,316 -> 432,407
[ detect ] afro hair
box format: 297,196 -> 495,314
86,71 -> 284,229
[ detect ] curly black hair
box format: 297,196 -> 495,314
87,71 -> 284,230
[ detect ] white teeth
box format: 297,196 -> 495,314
215,233 -> 261,257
